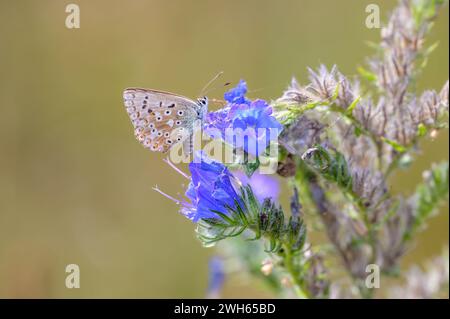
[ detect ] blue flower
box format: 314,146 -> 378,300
231,99 -> 283,156
205,106 -> 233,137
206,256 -> 225,298
205,80 -> 282,156
234,171 -> 280,204
224,79 -> 250,105
181,152 -> 243,222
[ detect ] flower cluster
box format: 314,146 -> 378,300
205,80 -> 283,156
148,81 -> 315,296
165,80 -> 283,223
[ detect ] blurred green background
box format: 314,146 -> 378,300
0,0 -> 448,298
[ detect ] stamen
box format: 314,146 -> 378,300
163,157 -> 190,180
152,185 -> 181,204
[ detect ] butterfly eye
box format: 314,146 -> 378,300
164,132 -> 170,137
165,110 -> 172,115
166,139 -> 172,144
177,110 -> 184,116
175,120 -> 182,125
156,116 -> 162,121
149,123 -> 155,128
151,128 -> 157,133
157,132 -> 163,137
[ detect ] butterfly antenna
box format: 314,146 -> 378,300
247,87 -> 265,94
199,71 -> 224,97
210,98 -> 226,106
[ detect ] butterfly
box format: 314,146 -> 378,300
123,88 -> 208,153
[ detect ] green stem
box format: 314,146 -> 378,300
246,223 -> 311,298
384,139 -> 417,178
283,243 -> 310,299
328,105 -> 383,170
296,159 -> 378,298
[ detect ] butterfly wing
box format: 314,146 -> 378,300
123,88 -> 199,153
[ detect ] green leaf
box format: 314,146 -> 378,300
346,96 -> 361,116
381,137 -> 407,153
301,145 -> 353,191
425,41 -> 439,56
417,123 -> 428,137
331,83 -> 340,101
357,66 -> 377,82
374,200 -> 400,231
243,158 -> 260,177
405,161 -> 449,240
